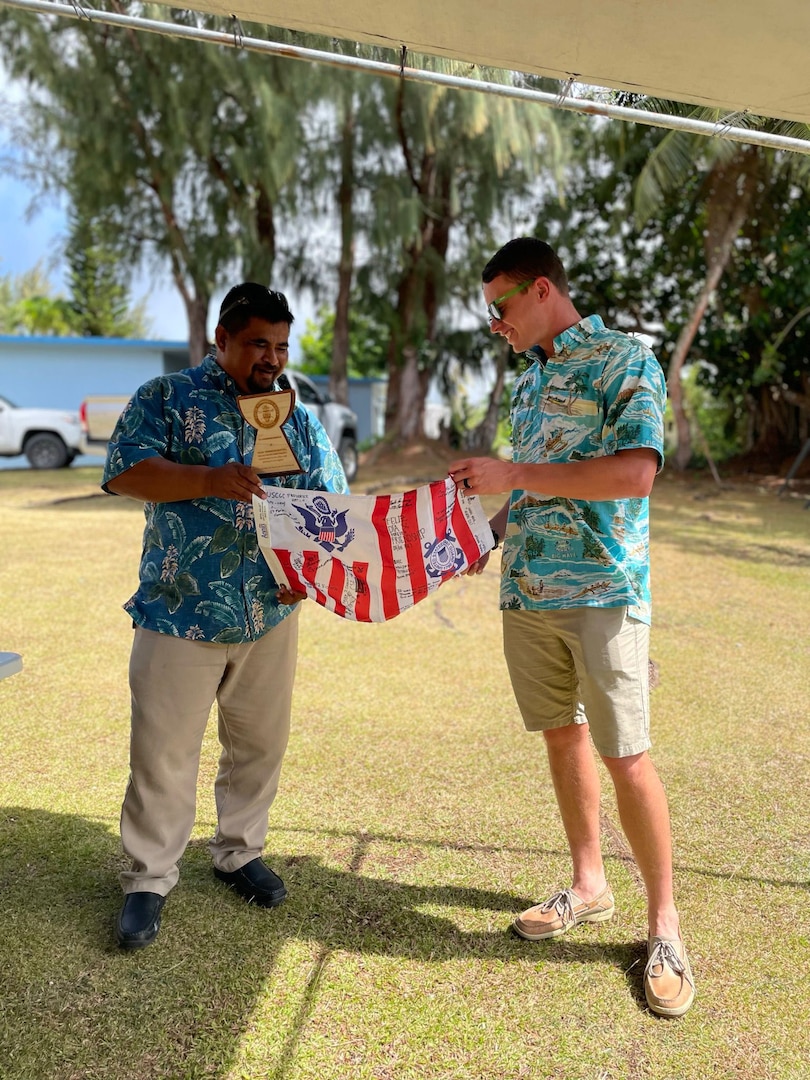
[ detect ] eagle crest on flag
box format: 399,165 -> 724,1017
291,495 -> 354,553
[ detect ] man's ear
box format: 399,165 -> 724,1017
532,276 -> 551,302
214,324 -> 227,351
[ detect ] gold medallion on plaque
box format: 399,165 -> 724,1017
254,400 -> 280,429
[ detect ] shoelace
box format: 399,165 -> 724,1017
540,889 -> 576,923
646,940 -> 693,985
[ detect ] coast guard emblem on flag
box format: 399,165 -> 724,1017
253,477 -> 494,622
424,534 -> 464,577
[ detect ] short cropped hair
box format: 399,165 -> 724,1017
482,237 -> 569,296
218,283 -> 295,333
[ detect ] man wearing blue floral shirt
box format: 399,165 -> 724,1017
103,283 -> 347,950
450,238 -> 694,1018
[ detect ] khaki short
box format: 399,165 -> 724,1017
502,606 -> 651,758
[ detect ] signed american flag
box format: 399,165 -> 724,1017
252,477 -> 494,622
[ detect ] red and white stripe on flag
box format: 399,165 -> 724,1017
252,477 -> 494,622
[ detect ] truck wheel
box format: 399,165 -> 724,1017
338,436 -> 358,483
24,433 -> 71,469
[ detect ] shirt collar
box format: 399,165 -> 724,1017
552,314 -> 606,357
202,352 -> 240,396
525,345 -> 547,368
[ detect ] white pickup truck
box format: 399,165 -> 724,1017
0,394 -> 83,469
80,370 -> 360,481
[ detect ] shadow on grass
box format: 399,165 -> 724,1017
651,490 -> 810,568
0,806 -> 652,1078
30,491 -> 142,511
654,523 -> 810,568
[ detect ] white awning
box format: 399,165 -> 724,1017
181,0 -> 810,126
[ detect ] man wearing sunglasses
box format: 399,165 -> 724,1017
449,237 -> 693,1018
103,283 -> 348,949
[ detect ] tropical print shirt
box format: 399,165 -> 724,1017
501,315 -> 666,624
103,355 -> 348,643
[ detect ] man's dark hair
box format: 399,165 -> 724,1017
218,283 -> 295,333
482,237 -> 569,296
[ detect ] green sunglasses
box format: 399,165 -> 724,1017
487,279 -> 533,323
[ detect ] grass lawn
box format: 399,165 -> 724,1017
0,460 -> 808,1080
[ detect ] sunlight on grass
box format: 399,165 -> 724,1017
0,468 -> 808,1079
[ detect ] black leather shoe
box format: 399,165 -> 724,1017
116,891 -> 166,949
214,857 -> 287,907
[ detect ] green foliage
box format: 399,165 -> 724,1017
690,176 -> 810,457
0,12 -> 563,436
680,363 -> 746,464
11,294 -> 75,336
534,118 -> 686,337
298,305 -> 388,378
627,109 -> 810,460
351,58 -> 565,436
0,265 -> 60,334
524,533 -> 546,560
531,110 -> 810,463
63,212 -> 148,338
0,242 -> 145,339
0,4 -> 318,352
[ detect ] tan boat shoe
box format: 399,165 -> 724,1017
512,885 -> 615,941
644,936 -> 695,1017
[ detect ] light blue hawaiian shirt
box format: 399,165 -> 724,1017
103,355 -> 348,643
501,315 -> 666,624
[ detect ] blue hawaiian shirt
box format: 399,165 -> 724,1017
501,315 -> 666,624
103,355 -> 348,643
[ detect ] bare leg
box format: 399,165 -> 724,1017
600,750 -> 680,940
543,723 -> 607,901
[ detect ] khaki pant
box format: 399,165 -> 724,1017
503,606 -> 651,758
120,612 -> 299,895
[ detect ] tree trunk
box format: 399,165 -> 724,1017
384,249 -> 433,442
668,150 -> 760,470
467,338 -> 509,452
745,384 -> 802,467
330,88 -> 355,406
386,163 -> 452,442
667,271 -> 722,470
383,86 -> 460,443
185,293 -> 210,365
384,268 -> 414,435
243,186 -> 276,285
397,344 -> 431,441
168,256 -> 210,365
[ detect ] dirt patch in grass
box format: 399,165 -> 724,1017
357,437 -> 461,493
